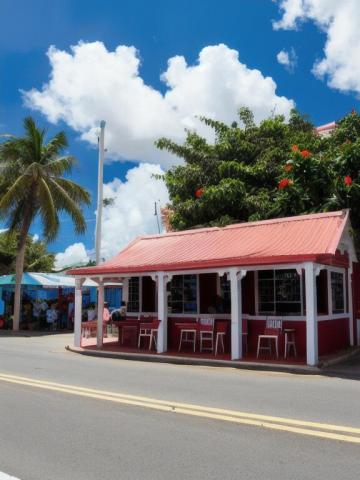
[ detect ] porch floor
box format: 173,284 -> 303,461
80,336 -> 306,365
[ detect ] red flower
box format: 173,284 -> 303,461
284,163 -> 293,173
291,145 -> 300,152
351,108 -> 356,116
195,187 -> 204,198
278,178 -> 293,190
344,176 -> 353,186
301,149 -> 311,158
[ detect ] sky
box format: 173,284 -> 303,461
1,0 -> 360,268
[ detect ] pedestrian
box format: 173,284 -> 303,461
103,302 -> 110,337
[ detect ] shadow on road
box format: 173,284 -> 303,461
320,352 -> 360,381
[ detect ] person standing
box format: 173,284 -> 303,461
103,302 -> 111,337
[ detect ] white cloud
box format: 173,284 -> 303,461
276,48 -> 297,72
55,242 -> 89,269
24,42 -> 294,167
100,163 -> 169,259
32,234 -> 39,242
274,0 -> 360,95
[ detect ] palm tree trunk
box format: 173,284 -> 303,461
13,210 -> 32,331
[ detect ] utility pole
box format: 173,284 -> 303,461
95,120 -> 106,265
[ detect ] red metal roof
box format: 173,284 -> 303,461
69,210 -> 349,276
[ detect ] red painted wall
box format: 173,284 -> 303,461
352,261 -> 360,344
318,318 -> 349,356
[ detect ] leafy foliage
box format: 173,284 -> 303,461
156,108 -> 360,251
0,116 -> 91,328
0,232 -> 54,275
0,117 -> 91,240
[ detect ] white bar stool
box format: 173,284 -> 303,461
284,329 -> 297,359
179,329 -> 197,352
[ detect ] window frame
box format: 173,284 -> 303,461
330,270 -> 346,315
167,274 -> 198,314
256,269 -> 303,316
127,277 -> 141,313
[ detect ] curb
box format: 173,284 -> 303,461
65,345 -> 320,375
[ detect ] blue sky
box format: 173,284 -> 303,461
1,0 -> 359,267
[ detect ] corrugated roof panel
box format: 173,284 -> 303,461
68,210 -> 348,275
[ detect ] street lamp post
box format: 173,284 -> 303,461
95,120 -> 106,265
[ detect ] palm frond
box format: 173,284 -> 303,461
0,174 -> 33,217
47,178 -> 87,234
54,177 -> 91,204
38,178 -> 59,240
45,156 -> 76,176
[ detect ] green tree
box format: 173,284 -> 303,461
0,232 -> 55,275
0,117 -> 91,330
156,108 -> 360,250
156,108 -> 322,230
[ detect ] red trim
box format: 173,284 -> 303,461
69,254 -> 344,276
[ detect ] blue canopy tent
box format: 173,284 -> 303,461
0,273 -> 122,330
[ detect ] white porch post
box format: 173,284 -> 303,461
348,267 -> 354,346
74,278 -> 83,348
122,278 -> 129,303
157,272 -> 169,353
97,282 -> 104,348
229,268 -> 246,360
305,262 -> 318,366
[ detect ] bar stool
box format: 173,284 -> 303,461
284,328 -> 297,359
199,318 -> 215,353
257,317 -> 282,359
179,328 -> 197,352
215,321 -> 228,355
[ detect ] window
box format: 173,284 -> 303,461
219,276 -> 231,313
258,269 -> 301,315
168,275 -> 197,314
331,271 -> 345,314
127,277 -> 140,312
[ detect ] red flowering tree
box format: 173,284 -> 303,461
156,108 -> 360,251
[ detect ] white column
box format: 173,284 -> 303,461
97,283 -> 104,348
122,278 -> 129,303
305,262 -> 318,366
74,278 -> 83,348
157,272 -> 168,353
230,268 -> 245,360
348,267 -> 354,346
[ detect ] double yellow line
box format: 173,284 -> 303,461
0,372 -> 359,444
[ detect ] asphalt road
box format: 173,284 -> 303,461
0,334 -> 359,480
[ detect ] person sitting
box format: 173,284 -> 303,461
111,301 -> 127,322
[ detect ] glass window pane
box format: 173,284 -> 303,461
258,269 -> 302,316
331,272 -> 344,314
128,277 -> 140,312
168,275 -> 197,313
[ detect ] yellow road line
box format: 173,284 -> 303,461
0,373 -> 359,444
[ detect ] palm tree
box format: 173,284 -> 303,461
0,117 -> 91,330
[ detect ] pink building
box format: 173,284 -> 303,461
68,210 -> 359,366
